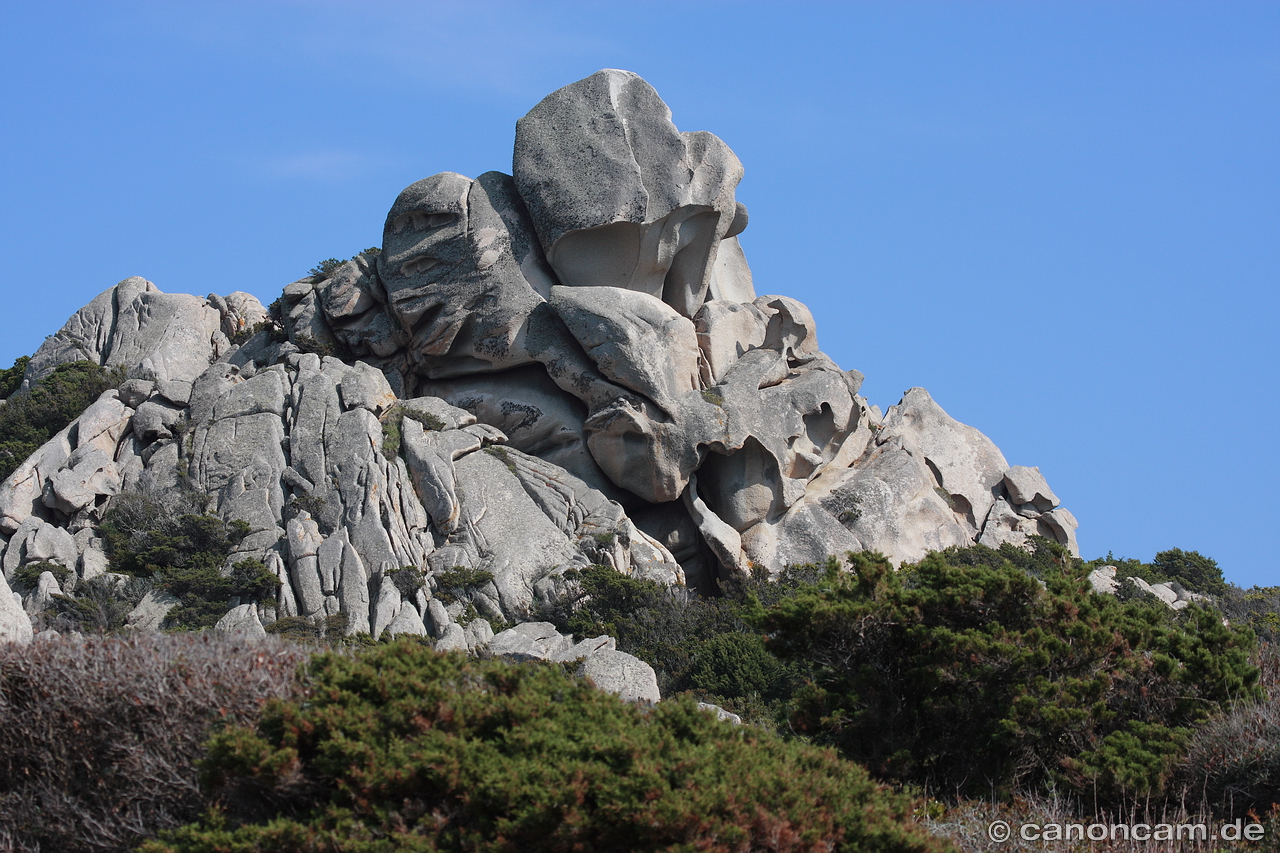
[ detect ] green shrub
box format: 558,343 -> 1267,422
541,563 -> 818,724
685,631 -> 788,702
389,565 -> 425,599
1173,643 -> 1280,817
46,575 -> 150,634
380,408 -> 404,459
931,535 -> 1072,580
400,404 -> 445,432
283,492 -> 326,524
1153,547 -> 1228,596
433,565 -> 494,604
263,613 -> 355,646
307,258 -> 345,280
308,248 -> 379,282
11,559 -> 72,592
0,360 -> 126,481
1221,584 -> 1280,642
379,405 -> 446,462
101,496 -> 269,630
0,354 -> 30,398
141,641 -> 947,853
0,632 -> 307,853
759,551 -> 1260,802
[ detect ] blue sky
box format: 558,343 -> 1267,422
2,2 -> 1276,586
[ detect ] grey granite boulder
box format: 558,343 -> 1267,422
483,622 -> 656,702
487,621 -> 572,662
576,650 -> 661,704
878,387 -> 1009,534
697,702 -> 743,725
514,69 -> 745,318
1003,465 -> 1060,513
215,603 -> 267,639
1088,565 -> 1120,594
126,589 -> 180,631
0,573 -> 33,645
24,570 -> 63,614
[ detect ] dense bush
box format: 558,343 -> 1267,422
0,354 -> 30,398
758,550 -> 1260,802
10,559 -> 72,592
44,574 -> 151,633
542,563 -> 819,721
1173,643 -> 1280,817
1152,548 -> 1228,596
0,632 -> 307,853
1221,584 -> 1280,642
142,641 -> 947,853
0,359 -> 125,481
263,613 -> 356,646
101,490 -> 276,629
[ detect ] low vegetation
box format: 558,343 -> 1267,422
140,640 -> 946,853
0,359 -> 126,481
759,548 -> 1257,803
308,247 -> 380,281
99,489 -> 277,630
0,632 -> 307,853
1,463 -> 1276,852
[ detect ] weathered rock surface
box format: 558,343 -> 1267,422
482,622 -> 659,702
514,69 -> 747,318
215,603 -> 267,638
576,650 -> 662,704
0,572 -> 33,645
21,277 -> 263,389
1,69 -> 1078,642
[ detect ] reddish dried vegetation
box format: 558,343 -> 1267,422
0,631 -> 308,853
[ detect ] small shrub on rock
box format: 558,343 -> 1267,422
10,559 -> 72,593
101,496 -> 268,629
1152,547 -> 1228,596
0,360 -> 126,481
142,640 -> 947,853
0,354 -> 30,399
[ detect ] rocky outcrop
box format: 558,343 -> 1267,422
482,621 -> 661,703
1088,565 -> 1210,611
0,69 -> 1078,643
21,277 -> 266,390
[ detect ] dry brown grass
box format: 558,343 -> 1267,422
918,795 -> 1280,852
0,631 -> 309,852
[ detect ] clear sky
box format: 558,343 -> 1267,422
1,2 -> 1276,587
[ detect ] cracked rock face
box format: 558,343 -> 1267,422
0,69 -> 1077,644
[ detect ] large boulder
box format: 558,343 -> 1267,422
514,69 -> 749,318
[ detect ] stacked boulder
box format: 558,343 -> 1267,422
0,69 -> 1078,648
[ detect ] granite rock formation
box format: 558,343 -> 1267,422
0,70 -> 1077,662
